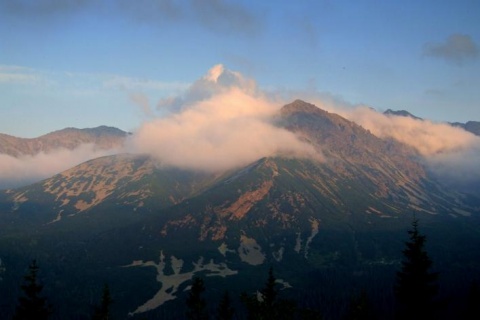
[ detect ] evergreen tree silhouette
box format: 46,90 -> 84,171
216,290 -> 234,320
92,284 -> 113,320
186,277 -> 208,320
395,218 -> 438,320
261,267 -> 278,312
241,267 -> 296,320
13,260 -> 52,320
343,290 -> 376,320
463,281 -> 480,320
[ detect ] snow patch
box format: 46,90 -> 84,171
304,218 -> 320,259
47,210 -> 64,224
294,232 -> 302,253
272,247 -> 284,262
276,279 -> 292,289
12,192 -> 28,211
238,235 -> 265,265
124,251 -> 237,315
453,208 -> 471,217
218,242 -> 235,256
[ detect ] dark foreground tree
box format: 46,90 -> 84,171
216,290 -> 234,320
463,281 -> 480,320
395,218 -> 438,320
92,284 -> 113,320
13,260 -> 52,320
344,290 -> 376,320
241,267 -> 296,320
186,277 -> 208,320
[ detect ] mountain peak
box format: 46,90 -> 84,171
281,99 -> 325,115
451,121 -> 480,136
46,126 -> 128,138
0,126 -> 127,158
384,109 -> 422,120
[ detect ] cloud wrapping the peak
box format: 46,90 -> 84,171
129,65 -> 321,172
423,34 -> 479,66
157,64 -> 257,111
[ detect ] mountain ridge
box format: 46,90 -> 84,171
0,125 -> 128,157
383,108 -> 480,137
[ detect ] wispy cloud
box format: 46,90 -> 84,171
129,93 -> 154,118
0,0 -> 94,16
103,75 -> 188,92
423,34 -> 479,66
191,0 -> 262,36
128,64 -> 321,172
3,0 -> 263,37
338,105 -> 480,186
0,65 -> 187,94
157,64 -> 257,111
0,65 -> 40,84
0,144 -> 121,190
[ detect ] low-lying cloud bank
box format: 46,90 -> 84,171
1,64 -> 478,190
128,65 -> 321,172
0,144 -> 121,189
338,105 -> 480,187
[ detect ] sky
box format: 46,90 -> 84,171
1,0 -> 479,138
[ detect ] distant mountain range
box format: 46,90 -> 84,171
0,126 -> 127,157
384,109 -> 480,136
0,101 -> 479,319
450,121 -> 480,136
384,109 -> 423,120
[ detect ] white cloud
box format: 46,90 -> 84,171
0,65 -> 40,84
0,73 -> 39,84
337,105 -> 480,186
0,144 -> 122,189
157,64 -> 257,111
103,75 -> 188,92
128,65 -> 321,172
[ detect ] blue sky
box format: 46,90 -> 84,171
1,0 -> 479,137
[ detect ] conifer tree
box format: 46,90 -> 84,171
344,290 -> 376,320
241,267 -> 296,320
261,267 -> 277,312
92,284 -> 113,320
216,290 -> 234,320
463,281 -> 480,320
186,277 -> 208,320
395,218 -> 438,320
13,260 -> 52,320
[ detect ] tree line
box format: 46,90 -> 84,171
9,219 -> 480,319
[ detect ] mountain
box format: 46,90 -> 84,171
0,101 -> 479,319
384,108 -> 480,137
451,121 -> 480,136
0,126 -> 127,157
384,109 -> 423,120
